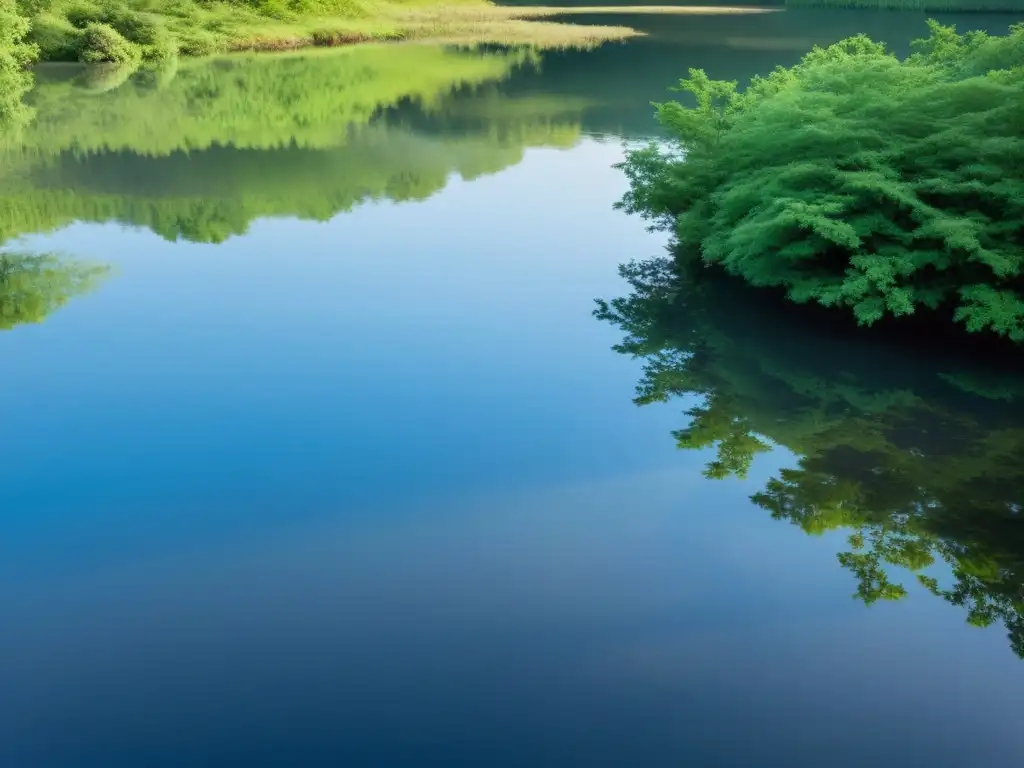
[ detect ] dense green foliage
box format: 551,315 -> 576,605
597,256 -> 1024,656
18,0 -> 422,63
0,47 -> 586,244
6,0 -> 633,69
0,251 -> 108,328
77,21 -> 144,64
620,23 -> 1024,341
0,0 -> 38,125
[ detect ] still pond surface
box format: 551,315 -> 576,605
2,9 -> 1024,766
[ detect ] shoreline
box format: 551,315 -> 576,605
19,3 -> 780,64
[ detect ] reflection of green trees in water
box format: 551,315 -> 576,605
5,13 -> 1011,244
1,127 -> 568,243
19,45 -> 534,155
596,257 -> 1024,657
0,44 -> 587,244
0,251 -> 107,329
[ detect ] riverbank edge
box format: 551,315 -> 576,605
19,3 -> 781,63
237,5 -> 783,52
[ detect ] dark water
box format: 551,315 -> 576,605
2,9 -> 1024,767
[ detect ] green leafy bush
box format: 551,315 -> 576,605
619,22 -> 1024,342
77,21 -> 142,63
105,7 -> 163,44
25,12 -> 85,60
176,28 -> 221,56
103,6 -> 178,57
63,0 -> 106,27
0,0 -> 38,125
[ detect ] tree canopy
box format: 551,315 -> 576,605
619,22 -> 1024,342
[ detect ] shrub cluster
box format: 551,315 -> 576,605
619,22 -> 1024,341
25,1 -> 180,63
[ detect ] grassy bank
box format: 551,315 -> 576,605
6,0 -> 775,67
17,0 -> 618,62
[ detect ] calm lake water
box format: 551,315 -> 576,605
2,9 -> 1024,767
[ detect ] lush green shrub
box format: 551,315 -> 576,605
175,28 -> 220,56
77,21 -> 142,63
36,3 -> 178,60
0,0 -> 38,125
619,22 -> 1024,342
105,7 -> 163,44
2,0 -> 38,68
144,29 -> 179,60
25,12 -> 85,60
63,0 -> 106,27
12,0 -> 54,14
19,1 -> 226,62
104,7 -> 178,57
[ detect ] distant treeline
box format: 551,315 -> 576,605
494,0 -> 782,5
787,0 -> 1024,12
496,0 -> 1024,9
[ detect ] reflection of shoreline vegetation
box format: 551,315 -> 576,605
0,128 -> 579,242
0,251 -> 108,329
0,46 -> 590,243
619,22 -> 1024,342
0,0 -> 665,130
16,45 -> 536,154
597,256 -> 1024,657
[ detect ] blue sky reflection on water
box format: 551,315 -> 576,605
2,135 -> 1024,767
0,142 -> 688,571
